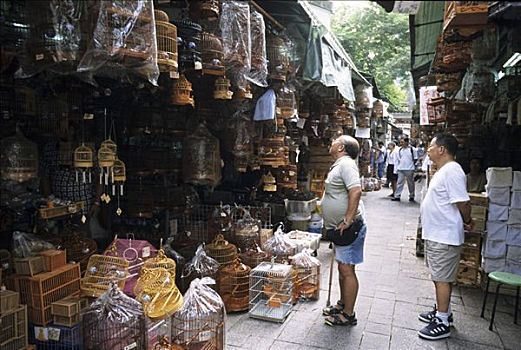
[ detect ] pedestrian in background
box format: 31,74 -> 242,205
418,133 -> 472,340
392,137 -> 417,202
376,141 -> 386,179
386,142 -> 398,196
321,135 -> 366,326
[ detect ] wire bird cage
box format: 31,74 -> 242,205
81,254 -> 129,298
291,251 -> 320,301
83,284 -> 146,350
154,10 -> 178,73
214,77 -> 233,100
217,260 -> 251,312
201,32 -> 225,76
276,89 -> 296,119
205,235 -> 237,267
74,144 -> 94,183
171,278 -> 225,350
172,18 -> 202,70
258,137 -> 289,168
171,74 -> 195,106
266,35 -> 290,82
189,0 -> 220,21
249,262 -> 294,323
0,131 -> 38,183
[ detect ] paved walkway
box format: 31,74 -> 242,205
227,189 -> 521,349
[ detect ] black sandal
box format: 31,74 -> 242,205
322,300 -> 344,316
324,311 -> 357,326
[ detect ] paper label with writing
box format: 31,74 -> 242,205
142,246 -> 150,258
124,342 -> 137,350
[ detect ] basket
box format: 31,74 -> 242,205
39,250 -> 67,272
0,290 -> 20,314
13,257 -> 44,276
0,305 -> 27,349
81,255 -> 129,298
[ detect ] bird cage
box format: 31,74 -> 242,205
154,10 -> 178,73
233,83 -> 253,99
205,234 -> 237,266
97,145 -> 115,168
291,250 -> 320,301
267,35 -> 290,82
190,0 -> 220,21
262,172 -> 277,192
83,283 -> 146,350
112,158 -> 126,196
74,144 -> 94,183
310,170 -> 327,198
276,165 -> 297,190
181,245 -> 220,295
183,123 -> 221,188
373,100 -> 384,118
201,32 -> 225,76
171,74 -> 195,106
276,89 -> 296,119
0,130 -> 38,183
218,260 -> 251,312
214,76 -> 233,99
262,229 -> 297,264
249,262 -> 294,323
232,207 -> 261,252
172,277 -> 225,350
240,248 -> 270,269
258,137 -> 289,168
81,254 -> 129,298
172,19 -> 202,70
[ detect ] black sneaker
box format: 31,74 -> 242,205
391,197 -> 400,201
409,198 -> 415,202
418,306 -> 453,326
418,317 -> 451,340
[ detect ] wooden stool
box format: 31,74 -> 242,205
480,271 -> 521,331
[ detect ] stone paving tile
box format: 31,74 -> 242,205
269,340 -> 328,350
390,326 -> 449,350
359,332 -> 390,350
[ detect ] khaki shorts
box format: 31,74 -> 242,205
425,240 -> 461,283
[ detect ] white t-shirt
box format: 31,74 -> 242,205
421,161 -> 470,246
396,146 -> 417,171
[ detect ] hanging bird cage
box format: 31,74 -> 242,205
112,158 -> 126,196
74,144 -> 94,183
83,283 -> 146,350
205,234 -> 237,267
81,254 -> 129,298
183,123 -> 221,188
276,89 -> 296,119
171,74 -> 195,106
97,145 -> 116,168
189,0 -> 220,21
172,19 -> 202,70
172,278 -> 225,350
373,100 -> 384,118
249,262 -> 294,323
234,83 -> 253,99
218,260 -> 251,312
201,32 -> 225,76
154,10 -> 178,73
258,138 -> 289,168
276,165 -> 297,190
0,130 -> 38,183
262,171 -> 277,192
101,138 -> 117,154
214,76 -> 233,99
291,251 -> 320,301
240,248 -> 270,269
267,35 -> 290,82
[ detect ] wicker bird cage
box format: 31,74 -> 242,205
276,89 -> 296,119
214,76 -> 233,99
81,254 -> 129,298
154,10 -> 178,72
73,144 -> 94,183
83,283 -> 146,350
240,249 -> 270,269
232,208 -> 261,252
233,83 -> 253,99
262,172 -> 277,192
249,262 -> 294,323
218,260 -> 251,312
291,251 -> 320,301
172,19 -> 202,70
205,234 -> 237,267
267,35 -> 290,82
0,131 -> 38,183
172,278 -> 225,350
97,145 -> 115,168
258,137 -> 289,168
171,74 -> 195,106
373,100 -> 384,118
276,165 -> 297,190
190,0 -> 220,21
112,158 -> 126,196
201,32 -> 225,76
183,123 -> 221,188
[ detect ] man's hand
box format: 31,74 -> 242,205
336,217 -> 353,235
464,218 -> 474,232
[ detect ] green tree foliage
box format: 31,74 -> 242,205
331,3 -> 410,110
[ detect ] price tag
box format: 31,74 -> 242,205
194,61 -> 202,70
169,71 -> 179,79
142,246 -> 150,258
36,53 -> 44,61
83,113 -> 94,120
124,343 -> 137,350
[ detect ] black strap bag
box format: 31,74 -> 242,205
325,218 -> 364,246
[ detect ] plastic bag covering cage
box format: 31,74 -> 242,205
154,10 -> 178,73
240,247 -> 270,269
182,245 -> 220,292
0,130 -> 38,183
205,234 -> 238,267
201,32 -> 225,76
218,260 -> 251,312
291,250 -> 320,300
183,123 -> 221,188
262,227 -> 297,264
249,262 -> 293,323
246,9 -> 268,87
77,0 -> 159,86
276,87 -> 296,119
171,277 -> 225,350
81,253 -> 129,298
233,207 -> 261,252
83,283 -> 146,350
221,0 -> 251,94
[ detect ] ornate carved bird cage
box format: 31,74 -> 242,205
276,88 -> 296,119
218,260 -> 251,312
154,10 -> 178,74
0,130 -> 38,183
205,234 -> 237,267
258,137 -> 289,168
214,76 -> 233,100
201,32 -> 225,76
171,74 -> 195,106
262,172 -> 277,192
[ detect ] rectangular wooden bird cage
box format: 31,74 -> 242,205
81,255 -> 129,298
443,1 -> 489,32
0,305 -> 27,350
249,262 -> 294,323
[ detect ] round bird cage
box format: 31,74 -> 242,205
267,35 -> 290,82
154,10 -> 178,73
74,144 -> 94,168
214,76 -> 233,100
190,0 -> 220,21
218,260 -> 251,312
201,32 -> 225,76
143,247 -> 177,276
97,145 -> 115,168
205,234 -> 237,267
101,138 -> 117,154
172,19 -> 202,70
112,158 -> 126,182
240,249 -> 270,269
171,74 -> 194,106
0,131 -> 38,183
81,254 -> 129,298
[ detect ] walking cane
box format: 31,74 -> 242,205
325,243 -> 335,308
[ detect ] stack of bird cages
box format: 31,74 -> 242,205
12,264 -> 80,326
291,251 -> 320,301
258,137 -> 289,168
249,262 -> 294,323
0,131 -> 39,183
0,304 -> 27,350
51,296 -> 87,327
205,235 -> 237,267
201,32 -> 225,76
443,1 -> 489,32
81,255 -> 129,298
217,260 -> 251,312
154,10 -> 178,74
171,278 -> 225,350
83,284 -> 146,350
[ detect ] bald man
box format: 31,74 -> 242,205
322,135 -> 367,326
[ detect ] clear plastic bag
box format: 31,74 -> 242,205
182,245 -> 220,279
220,0 -> 251,94
1,130 -> 39,183
246,9 -> 267,87
233,207 -> 261,251
233,116 -> 254,159
12,231 -> 55,258
82,283 -> 146,350
77,0 -> 159,86
456,64 -> 495,104
355,84 -> 373,109
291,249 -> 320,300
471,26 -> 498,63
262,226 -> 297,263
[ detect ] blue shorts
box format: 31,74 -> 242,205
335,223 -> 367,265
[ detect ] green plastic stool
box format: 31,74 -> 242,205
480,271 -> 521,331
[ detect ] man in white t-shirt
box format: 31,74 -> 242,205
392,137 -> 418,202
418,133 -> 472,341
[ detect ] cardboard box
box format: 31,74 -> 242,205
468,193 -> 488,206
